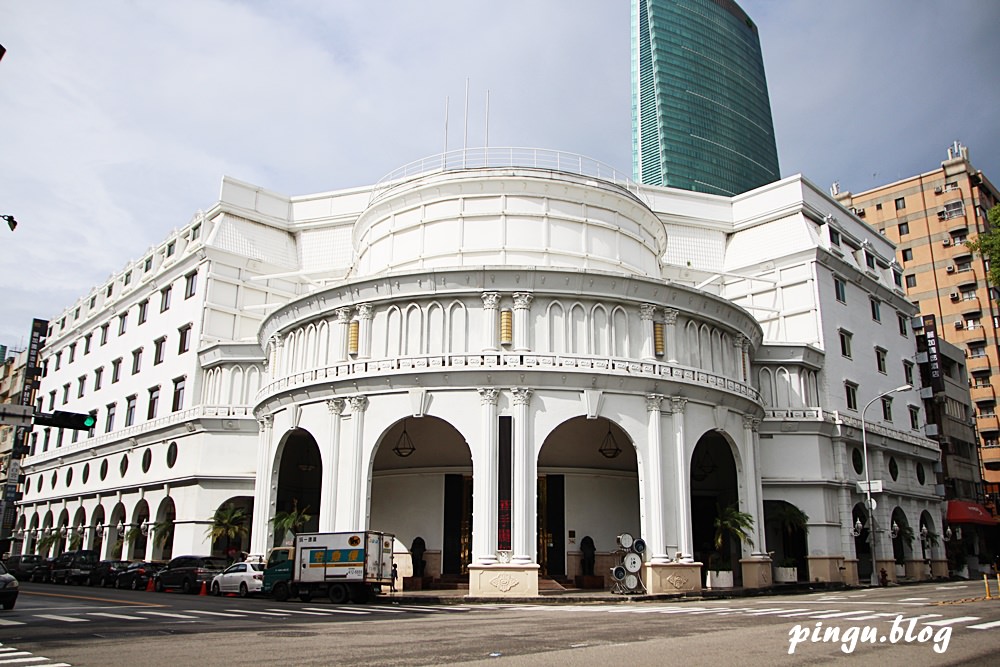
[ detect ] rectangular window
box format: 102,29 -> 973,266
48,390 -> 56,411
138,299 -> 148,325
897,313 -> 908,337
56,429 -> 64,448
106,284 -> 114,298
178,324 -> 192,354
893,271 -> 903,288
829,228 -> 841,247
154,337 -> 166,365
131,348 -> 142,374
909,405 -> 920,430
118,313 -> 128,335
125,395 -> 137,427
903,360 -> 914,385
67,343 -> 76,363
875,347 -> 887,373
895,197 -> 906,211
166,241 -> 175,257
147,386 -> 160,420
105,403 -> 116,432
43,429 -> 50,452
870,298 -> 881,322
881,396 -> 893,421
901,248 -> 913,262
77,376 -> 86,398
123,270 -> 132,286
84,334 -> 92,355
956,259 -> 973,272
172,377 -> 186,412
62,383 -> 70,404
143,256 -> 152,273
839,329 -> 853,358
100,323 -> 109,346
905,274 -> 917,288
160,285 -> 172,312
845,382 -> 858,411
94,366 -> 103,391
942,200 -> 965,220
190,224 -> 201,240
834,276 -> 847,303
865,252 -> 876,270
898,222 -> 909,235
184,271 -> 197,299
111,357 -> 122,383
54,351 -> 62,371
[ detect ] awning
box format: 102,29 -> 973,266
947,500 -> 998,525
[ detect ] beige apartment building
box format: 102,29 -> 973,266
835,142 -> 1000,524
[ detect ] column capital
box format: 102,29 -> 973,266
741,335 -> 752,352
357,303 -> 374,320
669,397 -> 688,414
512,292 -> 533,309
347,395 -> 369,413
511,387 -> 533,406
327,398 -> 346,416
478,387 -> 500,405
640,303 -> 658,321
663,308 -> 678,325
481,292 -> 501,309
335,307 -> 352,323
257,414 -> 273,430
743,414 -> 761,432
645,393 -> 666,412
271,335 -> 284,349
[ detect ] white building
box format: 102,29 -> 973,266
15,148 -> 943,595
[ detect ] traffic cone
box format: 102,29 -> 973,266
145,577 -> 155,592
199,580 -> 208,596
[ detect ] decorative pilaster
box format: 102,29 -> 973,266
335,308 -> 352,362
481,292 -> 501,352
345,395 -> 369,530
511,388 -> 534,565
319,399 -> 345,532
640,304 -> 657,361
663,308 -> 679,364
644,394 -> 669,563
356,304 -> 374,359
742,414 -> 766,555
251,414 -> 273,554
474,387 -> 500,564
512,293 -> 533,352
669,397 -> 693,561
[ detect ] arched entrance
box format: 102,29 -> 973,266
128,499 -> 150,560
71,507 -> 87,552
852,502 -> 873,583
90,505 -> 106,553
210,496 -> 253,560
690,431 -> 742,585
274,428 -> 322,545
891,507 -> 913,575
107,502 -> 127,559
538,417 -> 638,580
153,497 -> 176,560
55,509 -> 70,556
764,500 -> 809,582
369,416 -> 473,581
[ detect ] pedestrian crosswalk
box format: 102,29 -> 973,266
503,602 -> 998,631
0,642 -> 70,667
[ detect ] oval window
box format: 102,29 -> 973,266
142,448 -> 152,473
120,454 -> 129,477
100,459 -> 109,481
916,462 -> 926,485
166,441 -> 178,468
852,448 -> 864,475
50,470 -> 58,489
66,467 -> 73,487
889,457 -> 899,481
82,462 -> 90,484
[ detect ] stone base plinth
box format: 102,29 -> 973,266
931,559 -> 949,578
740,557 -> 773,589
644,561 -> 703,594
876,559 -> 897,584
807,556 -> 847,583
468,563 -> 539,598
575,575 -> 605,590
839,558 -> 859,586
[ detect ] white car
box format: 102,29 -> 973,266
210,562 -> 265,597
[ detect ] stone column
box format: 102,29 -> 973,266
739,414 -> 772,589
481,293 -> 500,352
664,308 -> 679,364
644,394 -> 669,563
473,387 -> 500,565
335,307 -> 352,362
512,293 -> 533,352
345,395 -> 369,530
640,304 -> 657,361
511,387 -> 535,564
739,337 -> 751,383
319,399 -> 345,532
357,304 -> 374,359
669,397 -> 693,561
250,414 -> 273,555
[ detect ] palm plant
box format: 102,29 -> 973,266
271,499 -> 311,546
768,502 -> 809,536
35,530 -> 59,557
206,504 -> 249,561
152,521 -> 174,549
710,503 -> 755,571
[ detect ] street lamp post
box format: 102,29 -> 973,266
861,383 -> 912,586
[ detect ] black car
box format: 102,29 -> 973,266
30,557 -> 57,583
0,561 -> 18,610
88,559 -> 130,587
3,554 -> 42,581
154,555 -> 228,593
50,549 -> 99,584
115,561 -> 164,590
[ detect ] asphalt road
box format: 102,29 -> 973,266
3,579 -> 1000,666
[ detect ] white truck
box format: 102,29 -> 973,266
262,531 -> 394,604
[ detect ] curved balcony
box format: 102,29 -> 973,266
971,384 -> 996,404
976,414 -> 1000,434
966,355 -> 992,373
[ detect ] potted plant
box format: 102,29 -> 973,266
706,504 -> 755,589
774,557 -> 798,583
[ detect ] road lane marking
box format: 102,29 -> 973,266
21,590 -> 164,607
264,608 -> 332,616
923,616 -> 980,626
969,620 -> 1000,630
137,611 -> 199,619
779,610 -> 834,618
234,610 -> 287,616
301,607 -> 369,615
748,608 -> 808,616
88,612 -> 145,620
33,614 -> 88,623
899,597 -> 930,602
810,610 -> 875,619
0,657 -> 48,665
0,619 -> 25,626
186,610 -> 246,618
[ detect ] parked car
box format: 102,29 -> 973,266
3,554 -> 43,581
50,550 -> 99,584
154,555 -> 228,593
0,561 -> 18,610
30,557 -> 57,583
211,561 -> 264,597
116,561 -> 164,590
88,560 -> 130,587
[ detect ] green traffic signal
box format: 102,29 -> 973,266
33,410 -> 98,431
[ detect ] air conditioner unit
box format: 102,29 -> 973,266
954,320 -> 965,329
934,186 -> 943,194
950,292 -> 960,300
942,238 -> 952,246
938,210 -> 948,220
946,265 -> 955,273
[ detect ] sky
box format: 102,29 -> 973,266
2,0 -> 999,352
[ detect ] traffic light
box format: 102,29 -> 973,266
33,410 -> 97,431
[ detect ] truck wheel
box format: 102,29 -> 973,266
298,591 -> 312,602
273,582 -> 290,602
328,584 -> 348,604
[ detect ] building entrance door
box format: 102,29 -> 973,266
442,474 -> 472,575
537,475 -> 565,577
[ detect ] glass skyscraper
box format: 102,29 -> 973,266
632,0 -> 780,195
